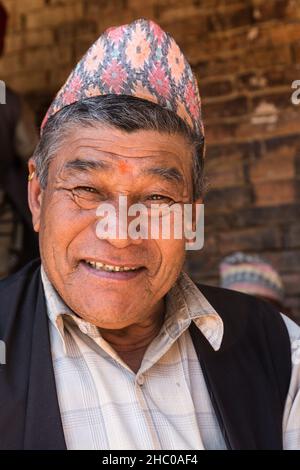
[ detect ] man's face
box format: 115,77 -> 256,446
29,125 -> 197,329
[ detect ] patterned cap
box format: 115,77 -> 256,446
219,252 -> 284,303
41,18 -> 203,136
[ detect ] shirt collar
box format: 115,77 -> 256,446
41,266 -> 224,352
164,271 -> 224,350
41,266 -> 100,342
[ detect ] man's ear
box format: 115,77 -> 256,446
28,158 -> 43,232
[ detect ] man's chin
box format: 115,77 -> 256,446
72,307 -> 144,330
64,293 -> 146,327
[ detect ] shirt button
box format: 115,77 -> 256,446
137,375 -> 145,386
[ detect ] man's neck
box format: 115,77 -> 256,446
98,300 -> 165,373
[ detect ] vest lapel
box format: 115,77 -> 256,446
23,275 -> 66,450
189,319 -> 283,450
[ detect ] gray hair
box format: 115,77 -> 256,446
33,95 -> 205,200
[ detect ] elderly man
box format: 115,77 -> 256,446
0,19 -> 300,450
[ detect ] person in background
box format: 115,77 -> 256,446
0,2 -> 39,276
219,251 -> 292,316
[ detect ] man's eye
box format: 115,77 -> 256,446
75,186 -> 97,193
146,195 -> 174,205
70,186 -> 104,209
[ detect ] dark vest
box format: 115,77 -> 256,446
0,260 -> 291,450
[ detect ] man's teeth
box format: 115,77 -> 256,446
85,261 -> 139,272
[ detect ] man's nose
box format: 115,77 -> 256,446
94,211 -> 144,248
105,235 -> 143,249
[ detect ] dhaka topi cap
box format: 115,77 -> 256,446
219,252 -> 284,303
41,18 -> 203,137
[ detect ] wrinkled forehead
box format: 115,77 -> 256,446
45,125 -> 194,198
52,125 -> 194,169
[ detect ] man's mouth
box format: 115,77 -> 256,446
84,260 -> 141,272
80,259 -> 146,280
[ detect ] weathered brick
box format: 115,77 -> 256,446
265,134 -> 300,152
254,180 -> 296,207
252,90 -> 295,111
26,2 -> 83,30
282,273 -> 300,297
231,108 -> 300,141
155,4 -> 209,25
53,20 -> 98,46
206,141 -> 262,161
8,69 -> 48,93
14,0 -> 45,13
203,95 -> 248,120
4,29 -> 53,54
201,230 -> 218,254
238,66 -> 300,91
0,53 -> 24,77
210,204 -> 300,230
218,225 -> 282,254
284,223 -> 300,249
251,0 -> 289,22
249,152 -> 295,184
23,45 -> 72,71
292,41 -> 300,63
206,154 -> 245,189
206,4 -> 254,32
268,23 -> 300,46
200,79 -> 233,98
243,45 -> 292,69
187,252 -> 221,279
264,250 -> 300,273
205,186 -> 253,214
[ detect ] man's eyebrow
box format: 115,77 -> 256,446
63,158 -> 112,172
143,166 -> 184,184
62,159 -> 184,185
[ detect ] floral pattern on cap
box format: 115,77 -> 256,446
41,18 -> 204,137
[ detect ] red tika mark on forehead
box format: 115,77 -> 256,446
118,161 -> 131,174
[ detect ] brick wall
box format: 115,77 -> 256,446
0,0 -> 300,319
